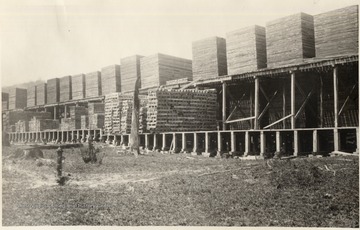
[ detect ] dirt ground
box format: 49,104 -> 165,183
2,145 -> 359,227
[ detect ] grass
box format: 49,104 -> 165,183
2,145 -> 359,227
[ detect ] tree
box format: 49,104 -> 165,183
129,77 -> 141,157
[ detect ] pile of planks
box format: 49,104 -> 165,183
139,99 -> 148,134
266,12 -> 315,68
2,92 -> 9,110
226,25 -> 267,75
192,36 -> 227,81
47,78 -> 60,104
60,106 -> 87,130
60,76 -> 72,102
36,83 -> 47,105
314,5 -> 358,57
72,74 -> 86,99
101,65 -> 121,95
141,53 -> 192,89
15,120 -> 29,133
27,85 -> 37,107
2,111 -> 52,131
146,88 -> 217,132
121,55 -> 143,92
85,71 -> 102,97
9,88 -> 27,110
29,117 -> 59,132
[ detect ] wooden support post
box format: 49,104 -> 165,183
193,133 -> 198,153
172,133 -> 176,152
244,131 -> 250,156
320,75 -> 324,127
153,134 -> 157,151
61,131 -> 65,143
291,72 -> 296,129
254,77 -> 260,129
313,130 -> 318,153
54,106 -> 57,120
231,131 -> 236,153
333,66 -> 339,128
64,105 -> 67,118
81,130 -> 86,142
181,133 -> 186,152
293,130 -> 299,156
260,131 -> 266,156
217,132 -> 222,154
283,81 -> 286,128
162,133 -> 166,151
145,134 -> 149,149
35,132 -> 39,142
120,134 -> 124,145
356,128 -> 359,154
222,82 -> 227,130
205,132 -> 209,153
276,131 -> 281,152
334,128 -> 340,151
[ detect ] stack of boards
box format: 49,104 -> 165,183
141,53 -> 192,89
27,85 -> 36,107
88,103 -> 105,129
2,92 -> 9,110
72,74 -> 86,99
36,83 -> 47,105
3,111 -> 52,132
60,106 -> 87,130
314,5 -> 358,57
85,71 -> 101,97
47,78 -> 60,104
101,65 -> 121,95
29,117 -> 59,132
120,55 -> 143,92
60,76 -> 72,102
226,25 -> 267,74
192,37 -> 227,81
147,89 -> 217,132
266,12 -> 315,68
9,88 -> 27,110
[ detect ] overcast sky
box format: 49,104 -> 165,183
0,0 -> 358,87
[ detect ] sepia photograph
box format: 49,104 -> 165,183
1,0 -> 359,228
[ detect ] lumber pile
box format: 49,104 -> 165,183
36,83 -> 47,105
141,53 -> 192,88
101,65 -> 121,95
2,92 -> 9,110
27,85 -> 36,107
139,99 -> 148,134
89,114 -> 105,129
85,71 -> 101,97
121,55 -> 143,92
192,37 -> 227,81
29,117 -> 59,132
60,76 -> 72,102
47,78 -> 60,104
9,88 -> 27,110
60,106 -> 87,130
2,110 -> 52,132
81,115 -> 89,129
15,120 -> 29,133
72,74 -> 86,99
226,25 -> 267,75
88,102 -> 105,114
146,89 -> 217,132
314,5 -> 358,57
266,13 -> 315,68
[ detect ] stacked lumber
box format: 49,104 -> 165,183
9,88 -> 27,110
85,71 -> 101,97
27,85 -> 37,107
15,120 -> 29,133
146,89 -> 217,132
60,76 -> 72,102
2,110 -> 52,128
105,93 -> 125,134
60,106 -> 87,130
81,115 -> 89,129
89,114 -> 105,129
29,117 -> 59,132
120,100 -> 133,134
2,92 -> 9,110
72,74 -> 86,99
88,102 -> 105,114
139,99 -> 148,134
36,83 -> 47,105
192,36 -> 227,81
47,78 -> 60,104
266,12 -> 315,68
226,25 -> 267,75
101,65 -> 121,95
141,53 -> 192,89
121,55 -> 143,92
314,5 -> 358,57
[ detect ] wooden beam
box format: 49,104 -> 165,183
225,116 -> 256,124
338,84 -> 356,116
333,66 -> 339,128
320,75 -> 324,127
264,114 -> 293,129
222,82 -> 227,130
291,72 -> 296,129
283,81 -> 286,128
254,77 -> 260,129
295,90 -> 313,119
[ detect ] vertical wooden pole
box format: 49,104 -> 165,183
319,75 -> 324,127
181,133 -> 186,152
260,131 -> 265,157
54,106 -> 57,120
254,77 -> 260,129
222,82 -> 227,130
217,132 -> 222,156
293,130 -> 299,156
231,131 -> 236,153
153,134 -> 157,151
193,133 -> 198,153
244,131 -> 250,156
205,132 -> 209,153
162,133 -> 166,151
313,130 -> 318,153
172,133 -> 176,152
276,131 -> 281,152
283,81 -> 286,128
291,72 -> 296,129
145,134 -> 149,149
333,66 -> 340,151
334,129 -> 340,151
64,105 -> 67,118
